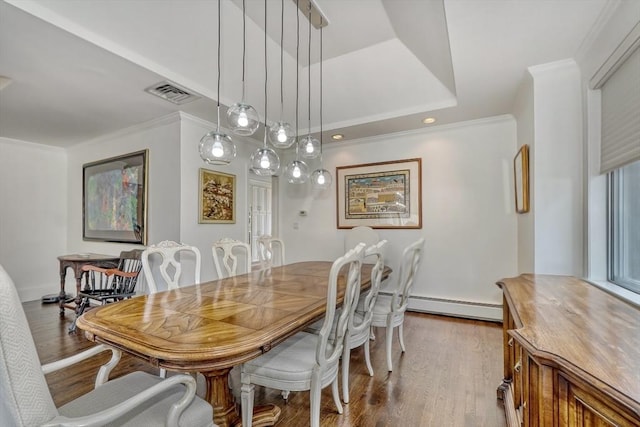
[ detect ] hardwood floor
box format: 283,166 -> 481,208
26,301 -> 507,426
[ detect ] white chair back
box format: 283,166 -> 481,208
391,238 -> 425,313
141,240 -> 201,293
352,240 -> 387,333
344,226 -> 379,253
0,264 -> 59,425
256,235 -> 285,269
212,238 -> 251,279
317,243 -> 365,368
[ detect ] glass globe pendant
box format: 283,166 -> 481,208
311,167 -> 332,190
200,0 -> 236,166
250,146 -> 280,176
300,9 -> 320,161
227,103 -> 259,136
199,126 -> 236,165
268,1 -> 295,149
250,0 -> 280,178
284,159 -> 309,184
310,20 -> 332,190
299,135 -> 320,159
227,0 -> 259,136
269,121 -> 295,148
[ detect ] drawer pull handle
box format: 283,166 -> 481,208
514,360 -> 522,373
508,338 -> 514,347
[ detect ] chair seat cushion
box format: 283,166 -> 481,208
371,294 -> 405,328
58,371 -> 213,427
304,308 -> 343,335
243,331 -> 338,390
372,294 -> 393,316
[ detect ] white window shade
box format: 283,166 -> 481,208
600,45 -> 640,174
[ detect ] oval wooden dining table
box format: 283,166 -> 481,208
77,261 -> 391,427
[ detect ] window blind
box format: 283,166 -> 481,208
600,45 -> 640,174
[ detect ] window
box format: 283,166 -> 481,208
609,160 -> 640,293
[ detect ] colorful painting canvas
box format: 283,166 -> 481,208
83,150 -> 148,244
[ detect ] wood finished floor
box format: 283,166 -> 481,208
26,301 -> 507,427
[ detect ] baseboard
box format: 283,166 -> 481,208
19,284 -> 57,303
380,292 -> 503,322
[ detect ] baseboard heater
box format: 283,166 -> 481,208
379,292 -> 503,322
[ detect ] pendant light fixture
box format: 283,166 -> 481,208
299,3 -> 320,160
268,0 -> 295,149
284,0 -> 309,184
250,0 -> 280,176
311,18 -> 332,190
227,0 -> 259,136
200,0 -> 236,165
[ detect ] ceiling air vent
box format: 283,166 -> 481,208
144,81 -> 200,105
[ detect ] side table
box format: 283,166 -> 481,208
58,253 -> 119,316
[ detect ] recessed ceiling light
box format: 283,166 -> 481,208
422,117 -> 436,124
331,134 -> 344,141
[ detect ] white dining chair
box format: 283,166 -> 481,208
371,237 -> 425,372
239,244 -> 365,427
212,237 -> 251,279
256,235 -> 285,269
341,239 -> 387,403
0,264 -> 215,427
141,240 -> 201,294
141,240 -> 201,378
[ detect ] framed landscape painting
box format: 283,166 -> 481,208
83,150 -> 148,244
199,168 -> 236,224
336,158 -> 422,229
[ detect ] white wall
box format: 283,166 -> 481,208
529,60 -> 584,276
512,72 -> 535,274
0,138 -> 67,301
65,114 -> 182,292
279,116 -> 518,320
178,113 -> 262,283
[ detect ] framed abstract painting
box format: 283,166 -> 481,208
83,150 -> 148,244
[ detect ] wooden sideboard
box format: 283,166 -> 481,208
496,274 -> 640,427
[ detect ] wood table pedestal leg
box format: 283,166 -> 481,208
201,368 -> 281,427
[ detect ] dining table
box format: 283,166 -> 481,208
76,260 -> 391,427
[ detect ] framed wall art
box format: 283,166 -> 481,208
83,150 -> 148,244
199,168 -> 236,224
336,158 -> 422,229
514,144 -> 530,213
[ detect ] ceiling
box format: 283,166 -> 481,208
0,0 -> 609,148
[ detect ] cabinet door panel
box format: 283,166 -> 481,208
558,374 -> 638,427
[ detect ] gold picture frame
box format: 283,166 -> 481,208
336,158 -> 422,229
199,169 -> 236,224
514,145 -> 530,213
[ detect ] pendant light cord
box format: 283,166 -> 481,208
263,0 -> 268,148
241,0 -> 246,102
307,4 -> 312,135
216,0 -> 221,132
295,0 -> 300,158
320,19 -> 323,158
279,0 -> 285,118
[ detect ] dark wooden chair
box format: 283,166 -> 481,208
69,249 -> 143,332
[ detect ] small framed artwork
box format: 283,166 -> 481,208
199,168 -> 236,224
336,158 -> 422,229
514,144 -> 530,213
83,150 -> 148,244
